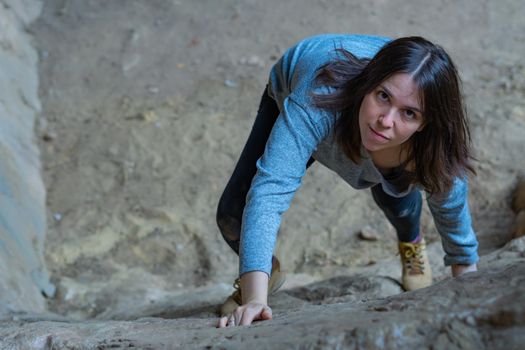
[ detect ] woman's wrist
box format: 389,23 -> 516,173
240,270 -> 269,305
451,263 -> 477,277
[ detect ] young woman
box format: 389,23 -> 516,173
215,34 -> 479,328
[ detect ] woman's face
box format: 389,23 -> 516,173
358,73 -> 426,155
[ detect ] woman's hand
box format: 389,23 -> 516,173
217,302 -> 273,327
216,271 -> 270,327
451,263 -> 477,277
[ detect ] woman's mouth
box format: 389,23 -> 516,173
369,126 -> 389,140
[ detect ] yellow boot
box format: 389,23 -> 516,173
398,238 -> 432,291
220,256 -> 286,316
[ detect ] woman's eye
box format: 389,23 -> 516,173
377,91 -> 389,101
404,110 -> 416,119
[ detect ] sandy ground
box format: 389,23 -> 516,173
31,0 -> 525,319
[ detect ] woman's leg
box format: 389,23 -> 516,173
372,184 -> 433,291
370,184 -> 422,242
216,87 -> 316,255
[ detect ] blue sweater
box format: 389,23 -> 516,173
239,34 -> 479,277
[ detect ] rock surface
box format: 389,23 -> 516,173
0,0 -> 54,318
0,238 -> 524,349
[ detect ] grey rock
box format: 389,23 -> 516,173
358,226 -> 380,241
0,0 -> 54,315
0,257 -> 523,349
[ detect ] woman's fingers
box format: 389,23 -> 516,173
239,304 -> 272,326
217,316 -> 229,328
260,305 -> 273,320
227,314 -> 236,327
232,308 -> 243,325
216,303 -> 273,328
217,313 -> 240,328
238,307 -> 257,326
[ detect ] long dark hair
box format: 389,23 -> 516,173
313,36 -> 475,194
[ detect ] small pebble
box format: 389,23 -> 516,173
358,226 -> 379,241
224,79 -> 237,88
140,110 -> 157,123
465,315 -> 476,326
39,50 -> 49,60
42,131 -> 56,142
146,85 -> 159,94
239,55 -> 265,68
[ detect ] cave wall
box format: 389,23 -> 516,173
0,0 -> 54,317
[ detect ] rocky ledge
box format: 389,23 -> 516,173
1,237 -> 523,349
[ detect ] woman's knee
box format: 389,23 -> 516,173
372,185 -> 422,218
216,202 -> 242,242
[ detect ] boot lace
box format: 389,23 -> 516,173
231,277 -> 242,304
399,242 -> 425,275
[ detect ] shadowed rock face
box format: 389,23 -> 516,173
0,239 -> 523,349
512,178 -> 525,238
0,0 -> 55,318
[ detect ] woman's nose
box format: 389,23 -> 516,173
378,108 -> 395,127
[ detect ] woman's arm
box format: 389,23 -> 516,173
451,263 -> 478,277
240,271 -> 269,304
218,271 -> 272,327
426,176 -> 479,276
218,97 -> 332,328
239,96 -> 332,278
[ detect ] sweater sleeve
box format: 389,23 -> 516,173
426,176 -> 479,266
239,96 -> 332,277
